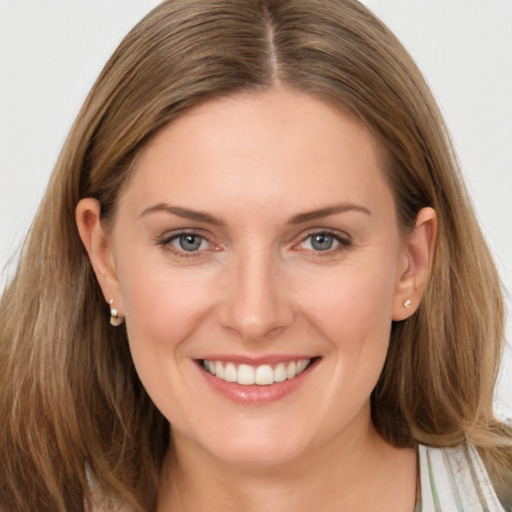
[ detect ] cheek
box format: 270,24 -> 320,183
318,283 -> 392,391
120,266 -> 214,346
298,260 -> 398,345
298,259 -> 398,415
114,241 -> 219,367
115,259 -> 220,426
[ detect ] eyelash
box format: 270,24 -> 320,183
157,230 -> 215,259
156,229 -> 352,259
294,229 -> 352,257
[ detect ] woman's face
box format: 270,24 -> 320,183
98,88 -> 419,465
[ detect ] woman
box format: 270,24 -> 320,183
0,0 -> 510,510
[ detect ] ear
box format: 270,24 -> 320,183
76,198 -> 123,314
392,207 -> 437,321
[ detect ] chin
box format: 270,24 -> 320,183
209,438 -> 306,468
187,420 -> 312,468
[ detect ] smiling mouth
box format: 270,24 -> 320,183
200,358 -> 315,386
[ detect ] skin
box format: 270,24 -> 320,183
77,87 -> 436,511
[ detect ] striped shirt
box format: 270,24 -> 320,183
416,443 -> 509,511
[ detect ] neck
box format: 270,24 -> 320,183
157,419 -> 417,512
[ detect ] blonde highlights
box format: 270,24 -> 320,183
0,1 -> 510,510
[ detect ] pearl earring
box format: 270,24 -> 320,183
403,298 -> 412,308
109,299 -> 124,327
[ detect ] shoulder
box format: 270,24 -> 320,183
86,465 -> 132,512
418,443 -> 510,511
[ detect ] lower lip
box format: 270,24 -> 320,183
197,359 -> 320,405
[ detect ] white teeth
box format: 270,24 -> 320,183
214,361 -> 224,379
297,359 -> 308,373
207,362 -> 215,376
286,361 -> 296,379
255,365 -> 274,385
237,364 -> 255,385
202,358 -> 312,386
274,363 -> 287,383
224,363 -> 237,383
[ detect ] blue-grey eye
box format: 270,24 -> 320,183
178,234 -> 204,252
310,233 -> 334,251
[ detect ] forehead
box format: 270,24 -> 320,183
121,87 -> 394,222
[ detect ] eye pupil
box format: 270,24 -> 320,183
311,233 -> 334,251
179,234 -> 202,251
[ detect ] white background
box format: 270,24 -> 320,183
0,1 -> 511,417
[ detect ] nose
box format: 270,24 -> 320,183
217,248 -> 295,341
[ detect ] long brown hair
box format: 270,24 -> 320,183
1,1 -> 510,510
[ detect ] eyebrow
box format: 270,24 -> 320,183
139,202 -> 371,226
287,203 -> 372,224
139,204 -> 226,226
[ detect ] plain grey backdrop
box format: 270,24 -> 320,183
0,0 -> 511,416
